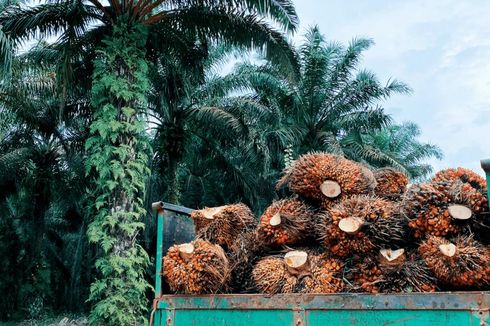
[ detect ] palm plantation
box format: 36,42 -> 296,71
0,0 -> 443,324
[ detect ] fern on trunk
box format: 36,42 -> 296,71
85,18 -> 151,325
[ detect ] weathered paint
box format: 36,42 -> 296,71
154,211 -> 164,298
152,293 -> 489,325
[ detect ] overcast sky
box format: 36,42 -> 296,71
293,0 -> 490,175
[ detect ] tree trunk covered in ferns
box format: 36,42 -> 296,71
85,18 -> 150,325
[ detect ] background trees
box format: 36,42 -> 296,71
0,2 -> 442,323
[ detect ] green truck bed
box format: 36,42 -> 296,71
150,160 -> 490,325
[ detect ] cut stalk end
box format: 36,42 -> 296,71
202,207 -> 224,220
284,250 -> 309,275
439,243 -> 457,257
448,204 -> 472,220
269,213 -> 282,226
379,248 -> 406,266
178,243 -> 195,261
338,217 -> 364,234
320,180 -> 341,198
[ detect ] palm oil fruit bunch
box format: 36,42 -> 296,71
351,255 -> 384,293
376,249 -> 436,293
373,168 -> 409,200
252,250 -> 343,294
163,239 -> 230,294
296,253 -> 344,293
431,180 -> 488,233
318,195 -> 395,257
402,183 -> 454,238
190,203 -> 256,250
278,153 -> 376,209
432,167 -> 487,194
418,235 -> 490,289
257,198 -> 314,246
351,249 -> 436,294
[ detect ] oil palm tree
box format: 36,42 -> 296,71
146,44 -> 292,209
0,1 -> 299,324
213,26 -> 411,158
0,49 -> 90,319
344,122 -> 443,180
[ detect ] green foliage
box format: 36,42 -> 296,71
85,18 -> 150,326
350,122 -> 444,180
0,44 -> 91,320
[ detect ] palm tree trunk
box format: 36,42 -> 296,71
85,18 -> 151,325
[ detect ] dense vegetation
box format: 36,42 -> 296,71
0,0 -> 441,324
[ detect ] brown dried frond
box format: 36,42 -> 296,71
278,153 -> 376,209
191,203 -> 257,249
373,168 -> 409,200
163,239 -> 230,294
257,198 -> 314,246
418,235 -> 490,289
318,195 -> 394,257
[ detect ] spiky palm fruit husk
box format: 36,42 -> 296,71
163,239 -> 230,294
257,198 -> 314,246
418,235 -> 490,289
277,153 -> 376,209
373,168 -> 409,200
318,195 -> 395,257
252,252 -> 344,294
227,230 -> 264,293
371,204 -> 409,248
351,252 -> 436,294
433,180 -> 488,233
402,183 -> 453,238
403,181 -> 488,239
191,203 -> 257,250
432,167 -> 487,194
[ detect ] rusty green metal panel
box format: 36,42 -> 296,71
308,310 -> 481,325
481,159 -> 490,200
153,293 -> 489,325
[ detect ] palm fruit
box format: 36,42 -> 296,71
190,203 -> 256,250
403,179 -> 488,239
277,153 -> 376,209
252,250 -> 343,294
418,235 -> 490,289
402,183 -> 452,238
432,167 -> 487,194
163,239 -> 230,294
351,250 -> 436,294
318,195 -> 395,257
433,180 -> 488,235
257,198 -> 314,247
350,255 -> 384,293
373,168 -> 409,200
295,253 -> 344,293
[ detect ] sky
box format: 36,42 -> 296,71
293,0 -> 490,175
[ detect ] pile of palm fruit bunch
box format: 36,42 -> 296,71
162,152 -> 489,294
